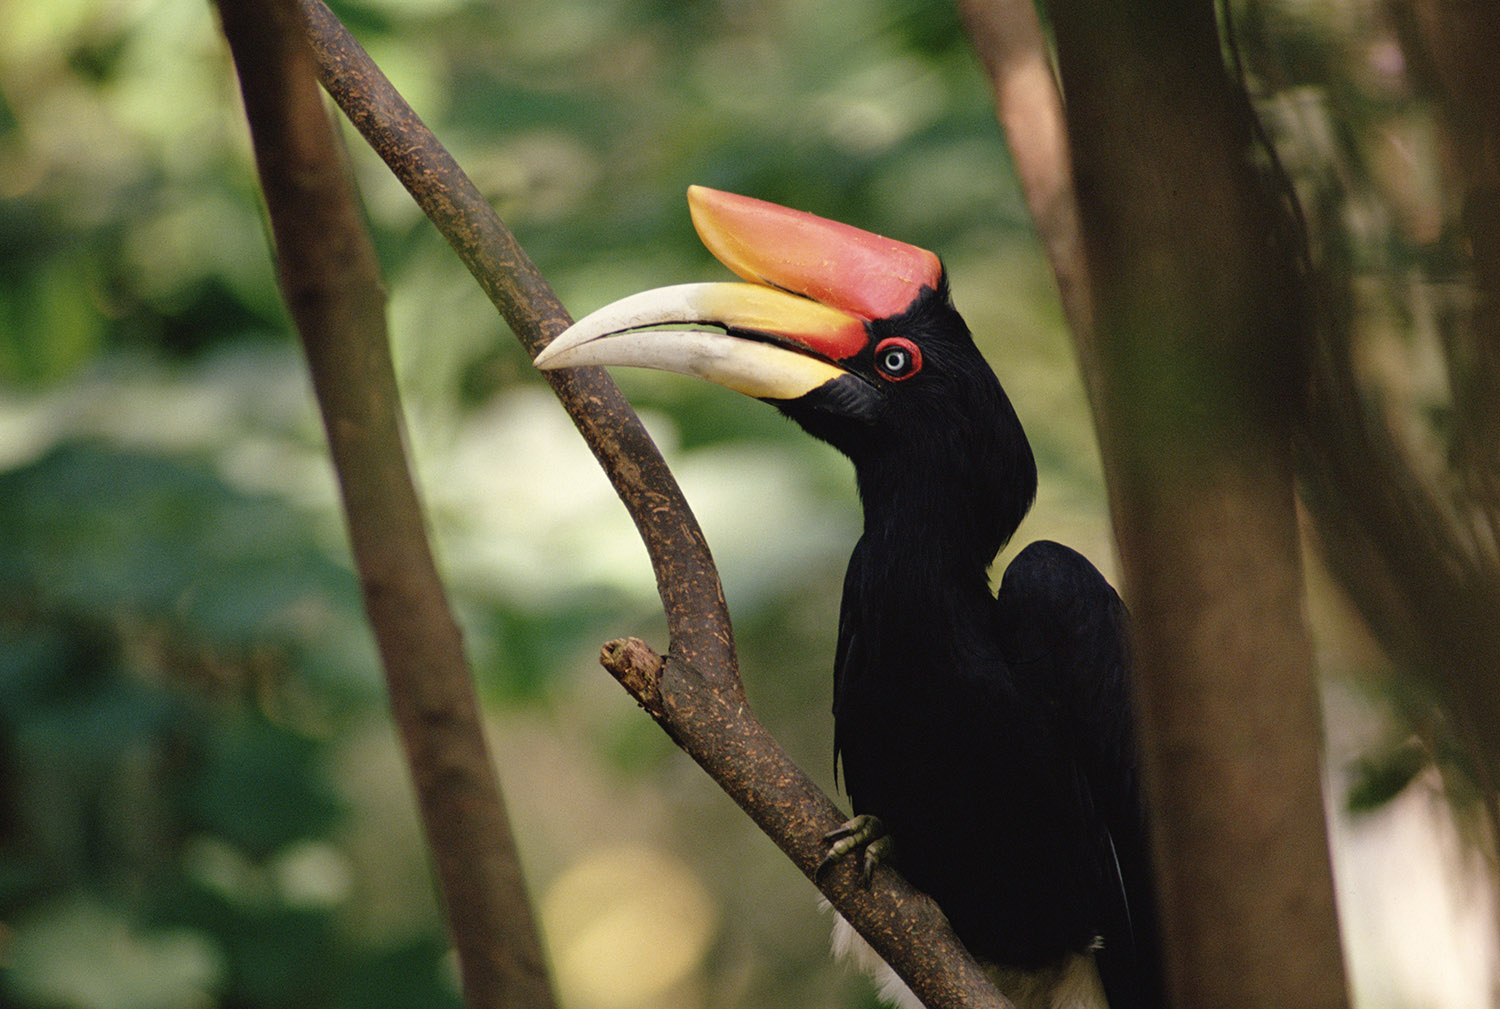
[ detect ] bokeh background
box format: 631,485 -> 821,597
0,0 -> 1493,1007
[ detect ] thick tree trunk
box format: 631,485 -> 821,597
1042,3 -> 1352,1008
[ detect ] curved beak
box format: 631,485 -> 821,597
533,186 -> 942,402
532,282 -> 863,400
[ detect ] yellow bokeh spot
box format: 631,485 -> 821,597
542,846 -> 718,1009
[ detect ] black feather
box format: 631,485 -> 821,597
779,283 -> 1163,1008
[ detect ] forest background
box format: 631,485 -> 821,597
0,0 -> 1489,1007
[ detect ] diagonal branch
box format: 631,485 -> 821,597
1300,0 -> 1500,795
295,1 -> 1008,1005
298,0 -> 732,678
214,1 -> 555,1007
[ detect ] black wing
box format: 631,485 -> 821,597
831,534 -> 867,787
996,540 -> 1163,1009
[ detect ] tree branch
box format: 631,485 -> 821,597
294,2 -> 1009,1005
1294,0 -> 1500,798
297,0 -> 731,676
214,2 -> 555,1007
954,0 -> 1098,403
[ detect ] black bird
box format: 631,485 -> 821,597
535,187 -> 1162,1009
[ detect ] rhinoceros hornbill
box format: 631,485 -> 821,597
535,187 -> 1162,1009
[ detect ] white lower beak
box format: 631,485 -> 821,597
534,282 -> 857,400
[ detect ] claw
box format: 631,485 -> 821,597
817,813 -> 894,885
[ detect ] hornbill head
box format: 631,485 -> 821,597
535,187 -> 1037,554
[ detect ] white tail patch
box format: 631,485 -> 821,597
825,902 -> 926,1009
820,900 -> 1109,1009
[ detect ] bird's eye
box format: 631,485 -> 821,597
873,337 -> 922,381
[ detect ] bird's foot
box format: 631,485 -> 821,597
817,814 -> 894,886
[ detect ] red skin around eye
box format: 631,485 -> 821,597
874,337 -> 922,381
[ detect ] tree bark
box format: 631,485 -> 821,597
216,2 -> 555,1006
954,0 -> 1095,396
1034,2 -> 1351,1008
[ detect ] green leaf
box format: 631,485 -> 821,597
183,716 -> 343,859
0,442 -> 374,695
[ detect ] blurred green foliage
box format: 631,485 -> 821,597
0,0 -> 1093,1007
1,0 -> 1491,1004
